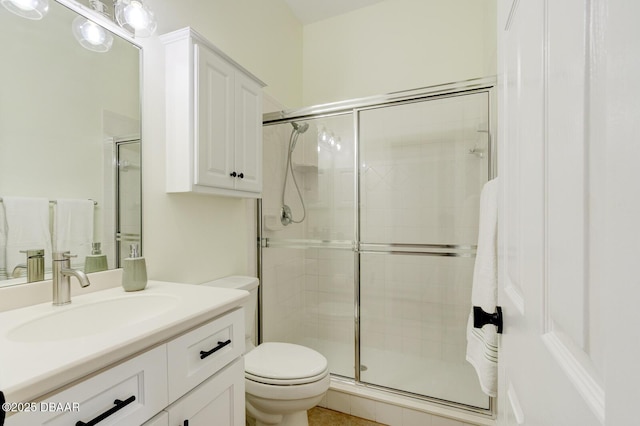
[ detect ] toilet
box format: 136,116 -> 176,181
203,276 -> 330,426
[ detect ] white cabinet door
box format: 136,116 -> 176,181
195,43 -> 235,190
496,0 -> 640,424
233,71 -> 262,193
166,358 -> 245,426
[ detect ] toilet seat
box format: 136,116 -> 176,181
245,370 -> 331,401
245,342 -> 329,385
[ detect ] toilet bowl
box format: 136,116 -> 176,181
202,276 -> 330,426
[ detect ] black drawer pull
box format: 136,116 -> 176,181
76,395 -> 136,426
200,339 -> 232,359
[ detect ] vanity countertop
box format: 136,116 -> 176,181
0,280 -> 249,404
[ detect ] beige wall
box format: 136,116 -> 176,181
302,0 -> 497,105
140,0 -> 303,283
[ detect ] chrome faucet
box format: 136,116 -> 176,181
12,249 -> 45,283
52,251 -> 91,306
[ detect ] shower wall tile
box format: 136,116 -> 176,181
402,407 -> 433,426
327,389 -> 351,414
375,400 -> 404,426
350,395 -> 377,422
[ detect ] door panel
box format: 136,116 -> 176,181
497,0 -> 604,424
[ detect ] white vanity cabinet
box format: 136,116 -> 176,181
5,308 -> 245,426
162,27 -> 265,198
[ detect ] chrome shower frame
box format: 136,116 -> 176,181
258,76 -> 497,418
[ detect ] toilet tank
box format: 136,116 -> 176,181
201,276 -> 259,350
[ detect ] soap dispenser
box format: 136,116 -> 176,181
122,243 -> 147,292
84,242 -> 108,273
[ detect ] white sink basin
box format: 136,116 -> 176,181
6,293 -> 179,342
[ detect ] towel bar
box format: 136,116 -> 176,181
0,197 -> 97,206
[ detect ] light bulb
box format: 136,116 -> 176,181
320,127 -> 328,142
82,21 -> 107,45
1,0 -> 48,19
124,1 -> 149,29
114,0 -> 157,37
12,0 -> 36,10
72,15 -> 114,52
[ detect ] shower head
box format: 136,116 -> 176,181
291,121 -> 309,134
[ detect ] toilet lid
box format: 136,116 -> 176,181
245,342 -> 328,381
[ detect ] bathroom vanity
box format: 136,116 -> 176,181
0,274 -> 248,426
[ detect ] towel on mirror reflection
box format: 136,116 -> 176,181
466,177 -> 499,397
53,199 -> 94,269
0,203 -> 6,280
3,197 -> 52,277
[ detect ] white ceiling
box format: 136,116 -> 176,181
283,0 -> 387,25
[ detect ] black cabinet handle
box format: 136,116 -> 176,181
238,172 -> 244,179
229,171 -> 237,177
473,306 -> 503,334
200,339 -> 232,359
76,395 -> 136,426
1,390 -> 6,426
184,420 -> 189,426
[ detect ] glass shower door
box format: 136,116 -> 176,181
115,139 -> 141,266
358,92 -> 491,409
261,113 -> 356,379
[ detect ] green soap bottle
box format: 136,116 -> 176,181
85,242 -> 108,273
122,243 -> 147,292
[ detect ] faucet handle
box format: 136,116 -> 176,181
52,251 -> 76,261
20,249 -> 45,258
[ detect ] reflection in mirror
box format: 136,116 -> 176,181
0,0 -> 141,287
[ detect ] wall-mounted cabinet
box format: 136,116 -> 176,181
161,27 -> 265,198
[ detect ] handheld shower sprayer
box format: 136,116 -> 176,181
291,121 -> 309,133
281,121 -> 309,226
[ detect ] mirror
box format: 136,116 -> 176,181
0,0 -> 141,287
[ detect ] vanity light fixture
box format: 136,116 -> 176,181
71,0 -> 113,53
0,0 -> 49,20
113,0 -> 157,37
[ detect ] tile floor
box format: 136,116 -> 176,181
309,407 -> 387,425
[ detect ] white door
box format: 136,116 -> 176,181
497,0 -> 640,425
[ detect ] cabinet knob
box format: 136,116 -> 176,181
238,172 -> 244,179
229,171 -> 237,177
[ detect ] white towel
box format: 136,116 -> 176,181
53,199 -> 94,268
466,177 -> 499,397
3,197 -> 52,276
0,203 -> 7,280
